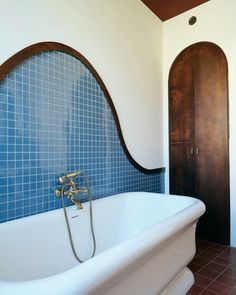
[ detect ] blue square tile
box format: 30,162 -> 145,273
0,50 -> 164,223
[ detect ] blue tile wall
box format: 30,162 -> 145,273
0,51 -> 164,222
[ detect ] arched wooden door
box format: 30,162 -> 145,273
169,42 -> 230,245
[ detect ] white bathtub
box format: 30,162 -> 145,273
0,192 -> 205,295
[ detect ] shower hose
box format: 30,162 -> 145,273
60,172 -> 96,263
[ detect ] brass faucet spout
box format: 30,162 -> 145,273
70,197 -> 83,210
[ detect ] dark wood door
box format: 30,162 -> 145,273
169,46 -> 195,196
169,42 -> 230,245
194,43 -> 230,243
170,143 -> 195,196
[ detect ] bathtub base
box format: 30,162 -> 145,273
93,223 -> 197,295
160,267 -> 194,295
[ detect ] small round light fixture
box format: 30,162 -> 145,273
189,16 -> 197,25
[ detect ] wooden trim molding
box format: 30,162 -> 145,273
0,41 -> 164,174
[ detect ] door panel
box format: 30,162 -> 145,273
194,43 -> 230,244
169,47 -> 194,143
170,143 -> 195,196
169,42 -> 230,245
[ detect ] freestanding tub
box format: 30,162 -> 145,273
0,192 -> 205,295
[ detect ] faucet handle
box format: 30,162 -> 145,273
55,188 -> 62,197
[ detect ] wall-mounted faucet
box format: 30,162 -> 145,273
55,171 -> 88,209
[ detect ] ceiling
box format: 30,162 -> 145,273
141,0 -> 209,21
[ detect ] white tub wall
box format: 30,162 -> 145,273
163,0 -> 236,246
0,0 -> 163,170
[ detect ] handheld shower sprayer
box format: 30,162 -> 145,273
55,169 -> 96,263
59,170 -> 82,184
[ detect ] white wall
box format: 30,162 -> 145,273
5,0 -> 234,246
0,0 -> 163,169
163,0 -> 236,246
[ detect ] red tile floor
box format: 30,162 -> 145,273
187,239 -> 236,294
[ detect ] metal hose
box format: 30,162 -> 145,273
60,172 -> 96,263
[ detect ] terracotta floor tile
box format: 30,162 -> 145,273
209,247 -> 226,255
198,267 -> 222,280
188,240 -> 236,295
216,274 -> 236,288
189,263 -> 204,273
211,244 -> 228,251
193,257 -> 211,267
206,249 -> 223,257
200,289 -> 218,295
196,244 -> 210,252
220,249 -> 236,262
196,248 -> 206,255
198,253 -> 217,262
188,284 -> 204,294
207,262 -> 228,273
197,240 -> 213,248
195,274 -> 212,288
213,257 -> 232,267
223,248 -> 236,254
223,268 -> 236,278
207,281 -> 233,294
229,287 -> 236,295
